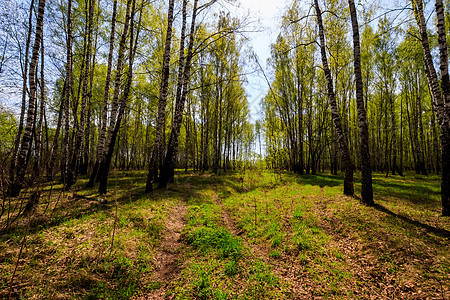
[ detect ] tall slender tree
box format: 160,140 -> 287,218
348,0 -> 374,205
412,0 -> 449,215
8,0 -> 46,197
159,0 -> 199,188
99,0 -> 140,195
435,0 -> 450,216
314,0 -> 354,196
34,39 -> 46,176
145,0 -> 176,192
95,0 -> 133,192
66,0 -> 95,189
61,0 -> 73,185
10,0 -> 35,180
46,79 -> 65,181
87,0 -> 118,187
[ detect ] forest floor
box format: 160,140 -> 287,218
0,169 -> 449,299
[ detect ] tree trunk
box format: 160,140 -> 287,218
10,0 -> 35,180
145,0 -> 176,192
435,0 -> 450,216
399,91 -> 403,172
383,91 -> 389,176
314,0 -> 354,196
61,0 -> 73,185
8,0 -> 46,197
46,79 -> 65,181
34,40 -> 46,177
412,0 -> 450,216
391,92 -> 402,176
431,109 -> 440,172
80,0 -> 96,175
99,0 -> 139,195
96,0 -> 133,188
159,0 -> 199,188
201,69 -> 210,171
348,0 -> 373,205
296,52 -> 304,174
417,91 -> 427,175
87,0 -> 118,187
66,0 -> 94,189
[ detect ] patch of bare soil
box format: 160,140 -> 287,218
132,201 -> 187,300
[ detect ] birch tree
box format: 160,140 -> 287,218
8,0 -> 46,197
348,0 -> 374,205
314,0 -> 354,196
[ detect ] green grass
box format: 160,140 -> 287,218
187,226 -> 243,259
1,169 -> 449,299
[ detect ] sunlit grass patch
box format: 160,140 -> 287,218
174,172 -> 289,299
323,174 -> 449,297
174,257 -> 285,299
188,203 -> 221,228
173,258 -> 233,299
187,226 -> 243,259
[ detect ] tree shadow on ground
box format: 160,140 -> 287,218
187,171 -> 343,196
295,174 -> 342,188
372,203 -> 450,239
1,170 -> 443,240
371,177 -> 439,207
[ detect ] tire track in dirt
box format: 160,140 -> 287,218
133,201 -> 187,300
212,191 -> 242,237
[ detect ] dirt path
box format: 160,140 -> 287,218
212,192 -> 242,236
133,201 -> 187,299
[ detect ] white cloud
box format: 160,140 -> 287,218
238,0 -> 285,20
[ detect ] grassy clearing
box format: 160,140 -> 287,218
1,169 -> 449,299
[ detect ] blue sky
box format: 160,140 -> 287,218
229,0 -> 289,122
